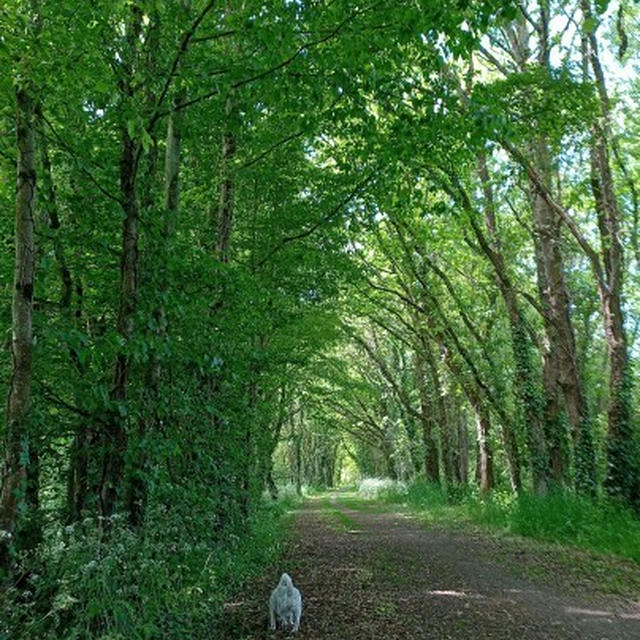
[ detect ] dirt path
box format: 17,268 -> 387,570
220,497 -> 640,639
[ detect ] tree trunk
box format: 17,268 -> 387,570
38,111 -> 73,308
415,298 -> 521,492
423,338 -> 454,487
1,80 -> 39,570
415,349 -> 440,483
164,93 -> 184,223
266,465 -> 279,500
65,426 -> 94,523
294,433 -> 302,497
581,0 -> 636,504
383,439 -> 397,480
473,400 -> 494,492
529,137 -> 596,489
99,5 -> 143,521
263,383 -> 287,499
457,405 -> 469,485
517,5 -> 597,492
215,97 -> 236,262
476,157 -> 549,494
101,128 -> 138,521
124,86 -> 183,527
241,362 -> 260,515
440,395 -> 458,488
37,109 -> 100,523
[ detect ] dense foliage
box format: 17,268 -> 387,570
1,0 -> 639,638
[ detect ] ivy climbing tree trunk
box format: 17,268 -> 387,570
530,140 -> 570,485
1,67 -> 39,571
99,4 -> 143,522
530,137 -> 596,491
415,345 -> 440,483
581,0 -> 635,503
101,131 -> 138,521
124,35 -> 177,529
460,162 -> 550,494
519,7 -> 597,492
216,96 -> 237,263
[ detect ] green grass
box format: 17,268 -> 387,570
471,490 -> 640,562
314,496 -> 362,531
334,493 -> 392,514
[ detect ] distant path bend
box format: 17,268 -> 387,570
222,496 -> 640,639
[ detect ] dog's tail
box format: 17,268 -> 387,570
278,573 -> 293,589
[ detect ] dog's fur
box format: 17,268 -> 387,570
268,572 -> 302,632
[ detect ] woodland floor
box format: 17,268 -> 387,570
218,494 -> 640,639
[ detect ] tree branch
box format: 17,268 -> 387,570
256,173 -> 374,268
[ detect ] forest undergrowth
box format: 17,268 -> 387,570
0,491 -> 299,640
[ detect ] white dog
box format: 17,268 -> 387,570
268,572 -> 302,632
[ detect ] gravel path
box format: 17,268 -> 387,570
220,496 -> 640,639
